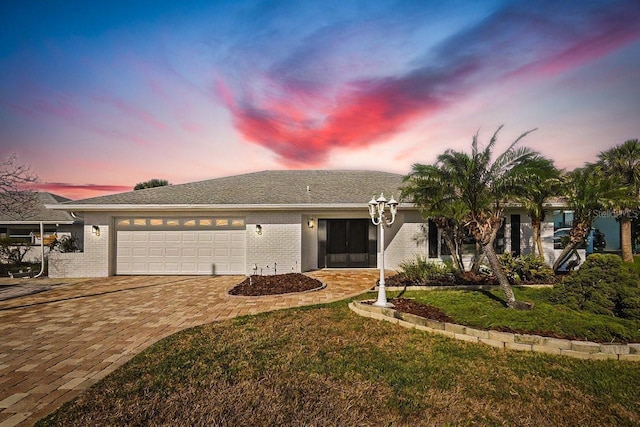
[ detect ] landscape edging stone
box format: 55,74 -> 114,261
349,300 -> 639,362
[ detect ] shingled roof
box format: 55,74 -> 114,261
0,192 -> 78,223
57,170 -> 406,207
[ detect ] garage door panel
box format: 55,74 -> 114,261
117,230 -> 245,275
182,248 -> 197,257
198,248 -> 213,256
198,234 -> 213,243
165,247 -> 180,257
148,247 -> 164,257
181,233 -> 197,242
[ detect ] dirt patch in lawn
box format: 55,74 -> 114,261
229,273 -> 324,296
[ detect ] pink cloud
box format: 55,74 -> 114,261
31,182 -> 131,200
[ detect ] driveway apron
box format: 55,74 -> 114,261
0,270 -> 378,427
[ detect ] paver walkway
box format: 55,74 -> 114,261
0,270 -> 379,426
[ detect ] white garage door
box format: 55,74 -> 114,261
117,230 -> 246,275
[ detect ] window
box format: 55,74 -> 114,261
116,217 -> 246,230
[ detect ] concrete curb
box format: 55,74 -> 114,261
349,300 -> 640,362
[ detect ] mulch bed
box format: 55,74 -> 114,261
388,298 -> 454,323
229,273 -> 324,296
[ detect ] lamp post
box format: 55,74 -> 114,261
368,193 -> 398,307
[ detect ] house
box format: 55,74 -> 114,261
0,192 -> 83,264
46,170 -> 560,278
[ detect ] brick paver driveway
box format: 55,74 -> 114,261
0,270 -> 378,426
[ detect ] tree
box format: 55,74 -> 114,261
552,166 -> 620,273
597,139 -> 640,263
512,157 -> 561,261
404,126 -> 539,308
134,179 -> 170,190
0,154 -> 38,220
402,164 -> 468,272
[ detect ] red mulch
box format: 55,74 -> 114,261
229,273 -> 323,296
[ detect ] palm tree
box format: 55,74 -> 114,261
401,163 -> 467,272
404,126 -> 538,308
552,166 -> 619,273
512,158 -> 562,262
597,139 -> 640,263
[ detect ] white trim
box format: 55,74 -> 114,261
46,203 -> 421,211
0,220 -> 75,225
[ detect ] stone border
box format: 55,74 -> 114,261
349,300 -> 640,361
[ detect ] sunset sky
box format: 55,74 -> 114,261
1,0 -> 639,200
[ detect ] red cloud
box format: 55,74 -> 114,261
218,1 -> 640,166
218,75 -> 451,166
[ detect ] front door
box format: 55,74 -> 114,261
318,219 -> 376,268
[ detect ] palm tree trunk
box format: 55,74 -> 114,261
552,221 -> 590,273
620,217 -> 633,263
482,242 -> 516,307
531,218 -> 545,261
471,242 -> 484,273
531,221 -> 539,257
442,232 -> 465,272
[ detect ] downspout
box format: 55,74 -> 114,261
34,221 -> 45,278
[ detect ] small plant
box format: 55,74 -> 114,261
498,253 -> 556,284
549,254 -> 640,320
398,256 -> 454,283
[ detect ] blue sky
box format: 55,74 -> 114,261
1,0 -> 639,199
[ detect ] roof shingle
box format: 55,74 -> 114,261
62,170 -> 405,206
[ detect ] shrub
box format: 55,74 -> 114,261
50,234 -> 80,253
498,253 -> 556,284
398,256 -> 454,282
549,254 -> 640,320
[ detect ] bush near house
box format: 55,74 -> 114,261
550,254 -> 640,320
395,254 -> 556,286
499,253 -> 556,284
397,256 -> 454,283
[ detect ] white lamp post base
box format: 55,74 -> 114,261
373,282 -> 393,307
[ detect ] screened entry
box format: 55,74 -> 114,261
317,219 -> 377,268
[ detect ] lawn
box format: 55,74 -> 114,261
374,286 -> 640,343
38,299 -> 640,426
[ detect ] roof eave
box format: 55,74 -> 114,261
46,203 -> 420,212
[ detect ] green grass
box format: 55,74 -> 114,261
38,300 -> 640,426
375,287 -> 640,343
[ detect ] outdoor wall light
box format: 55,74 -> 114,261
255,224 -> 262,235
307,218 -> 315,229
92,225 -> 101,236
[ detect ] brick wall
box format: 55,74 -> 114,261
49,214 -> 111,278
245,211 -> 302,275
